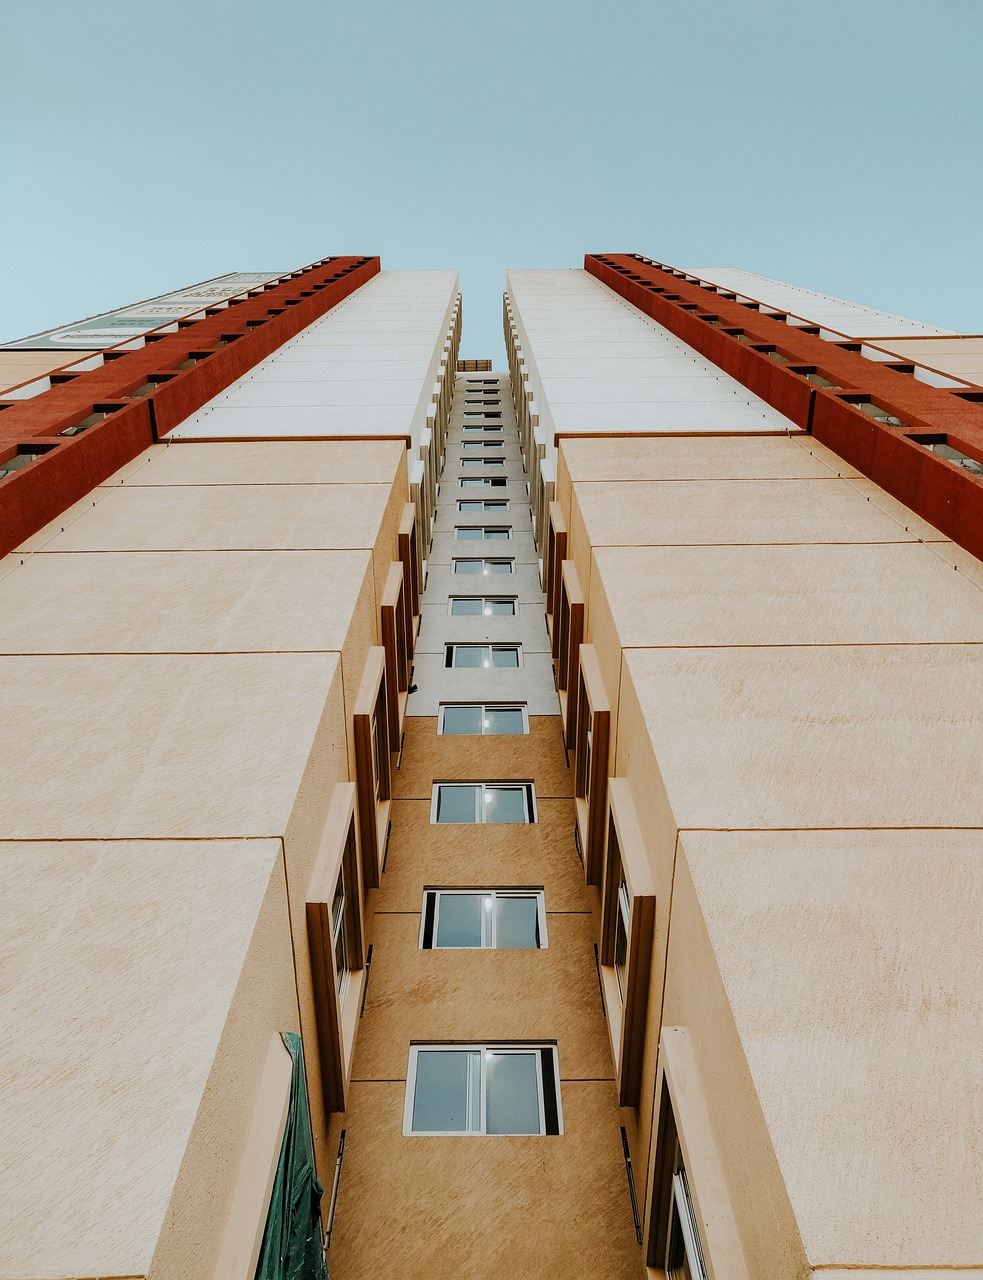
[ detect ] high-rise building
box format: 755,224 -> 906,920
1,253 -> 981,1280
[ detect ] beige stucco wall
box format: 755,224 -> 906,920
556,431 -> 983,1274
0,434 -> 409,1275
327,721 -> 643,1279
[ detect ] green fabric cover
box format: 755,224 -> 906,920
254,1032 -> 329,1280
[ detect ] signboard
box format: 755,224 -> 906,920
1,272 -> 284,351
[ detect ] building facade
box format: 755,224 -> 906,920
1,254 -> 982,1280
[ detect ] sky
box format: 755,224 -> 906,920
2,0 -> 982,363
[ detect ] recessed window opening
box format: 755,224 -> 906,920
444,644 -> 521,668
649,1084 -> 711,1280
452,558 -> 515,575
454,526 -> 511,540
448,596 -> 517,616
462,440 -> 504,450
420,889 -> 547,949
404,1044 -> 561,1135
431,782 -> 536,824
464,411 -> 502,419
852,399 -> 907,427
460,476 -> 507,489
914,436 -> 983,476
461,457 -> 505,467
438,703 -> 528,735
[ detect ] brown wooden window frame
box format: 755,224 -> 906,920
556,559 -> 584,747
645,1029 -> 749,1279
398,502 -> 420,648
381,561 -> 409,751
306,783 -> 366,1114
573,644 -> 611,885
599,779 -> 656,1107
353,646 -> 393,890
545,500 -> 567,642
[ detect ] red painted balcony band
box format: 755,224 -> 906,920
0,256 -> 380,558
586,253 -> 983,563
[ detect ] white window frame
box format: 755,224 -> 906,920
459,477 -> 507,489
447,596 -> 518,617
437,702 -> 529,735
461,439 -> 504,450
430,782 -> 537,824
453,525 -> 511,541
461,457 -> 505,468
403,1043 -> 562,1135
451,558 -> 516,575
444,643 -> 523,668
419,888 -> 548,948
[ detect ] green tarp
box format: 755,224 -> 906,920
254,1032 -> 329,1280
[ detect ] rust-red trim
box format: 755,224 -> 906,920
0,256 -> 380,558
586,253 -> 983,562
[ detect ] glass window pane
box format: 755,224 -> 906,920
452,646 -> 485,668
615,895 -> 629,999
441,705 -> 482,735
486,599 -> 515,616
435,894 -> 485,947
485,560 -> 512,573
453,560 -> 481,574
483,707 -> 525,735
485,1052 -> 541,1134
436,785 -> 479,823
412,1050 -> 480,1132
484,528 -> 509,540
450,598 -> 483,615
456,527 -> 482,539
331,871 -> 345,931
459,500 -> 482,510
483,786 -> 528,823
495,896 -> 540,949
491,647 -> 519,668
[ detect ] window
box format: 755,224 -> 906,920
463,419 -> 501,427
431,782 -> 536,824
574,645 -> 611,882
461,457 -> 505,467
645,1028 -> 746,1278
462,439 -> 502,449
452,558 -> 514,574
667,1161 -> 708,1280
444,644 -> 521,668
306,783 -> 365,1112
404,1044 -> 561,1135
353,647 -> 392,889
420,889 -> 547,948
453,525 -> 510,540
599,779 -> 656,1105
448,596 -> 517,616
438,703 -> 528,735
464,410 -> 502,418
460,476 -> 507,489
458,498 -> 509,511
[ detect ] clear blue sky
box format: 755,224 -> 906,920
2,0 -> 981,362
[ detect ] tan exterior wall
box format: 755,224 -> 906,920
556,430 -> 983,1275
0,433 -> 409,1276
